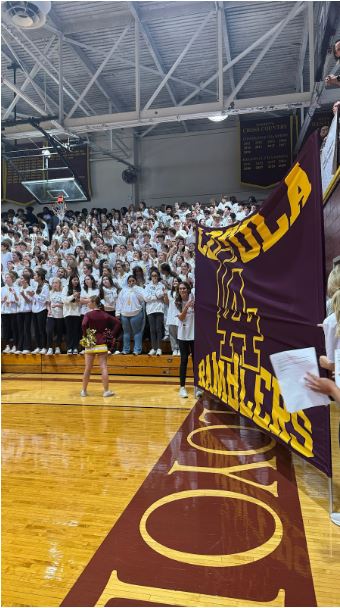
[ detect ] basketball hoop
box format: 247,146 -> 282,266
50,195 -> 67,221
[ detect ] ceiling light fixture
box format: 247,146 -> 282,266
208,113 -> 229,123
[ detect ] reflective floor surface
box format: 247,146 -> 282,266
2,374 -> 340,607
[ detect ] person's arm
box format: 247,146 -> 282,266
82,313 -> 89,334
108,315 -> 122,338
21,289 -> 33,303
143,285 -> 156,303
177,299 -> 194,322
319,355 -> 335,372
80,296 -> 90,304
156,284 -> 165,300
325,74 -> 340,87
304,372 -> 340,402
115,291 -> 122,317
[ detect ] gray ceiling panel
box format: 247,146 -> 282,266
1,1 -> 337,141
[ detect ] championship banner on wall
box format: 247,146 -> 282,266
196,131 -> 332,477
240,116 -> 293,188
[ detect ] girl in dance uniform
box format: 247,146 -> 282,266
81,295 -> 117,398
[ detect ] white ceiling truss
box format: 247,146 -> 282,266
1,1 -> 340,151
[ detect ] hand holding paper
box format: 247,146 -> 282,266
270,347 -> 330,413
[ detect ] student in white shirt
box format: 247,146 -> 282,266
80,275 -> 99,316
1,272 -> 19,353
46,277 -> 65,355
99,275 -> 118,314
176,281 -> 203,399
164,277 -> 180,356
115,275 -> 145,355
62,274 -> 82,354
144,269 -> 165,355
31,269 -> 49,354
16,275 -> 34,354
1,242 -> 12,273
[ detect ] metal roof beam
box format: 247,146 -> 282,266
62,35 -> 216,97
48,6 -> 122,113
2,92 -> 312,140
224,1 -> 305,109
295,15 -> 309,92
47,7 -> 130,155
143,10 -> 213,111
128,2 -> 188,132
2,23 -> 96,117
181,2 -> 305,103
141,1 -> 305,137
1,43 -> 58,116
2,37 -> 56,120
38,2 -> 214,37
217,4 -> 223,105
2,77 -> 48,116
66,26 -> 130,119
58,34 -> 64,124
219,2 -> 235,92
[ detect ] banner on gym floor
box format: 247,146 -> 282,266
196,131 -> 332,477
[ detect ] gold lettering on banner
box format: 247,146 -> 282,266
139,490 -> 283,567
187,425 -> 276,456
168,457 -> 278,497
290,410 -> 314,458
95,569 -> 285,607
198,163 -> 312,265
285,163 -> 312,226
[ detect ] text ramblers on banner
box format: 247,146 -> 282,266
196,131 -> 332,477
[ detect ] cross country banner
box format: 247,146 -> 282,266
195,130 -> 332,477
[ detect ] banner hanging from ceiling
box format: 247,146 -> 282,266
196,131 -> 332,477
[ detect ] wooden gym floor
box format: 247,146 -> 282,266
2,369 -> 340,607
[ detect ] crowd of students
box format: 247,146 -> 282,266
1,196 -> 257,396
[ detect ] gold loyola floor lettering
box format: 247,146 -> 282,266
198,407 -> 237,424
168,456 -> 278,497
139,490 -> 283,567
95,570 -> 285,607
187,424 -> 276,456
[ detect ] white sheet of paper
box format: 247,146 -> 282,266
335,349 -> 340,389
270,347 -> 330,413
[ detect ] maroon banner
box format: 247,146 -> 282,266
196,131 -> 332,477
62,400 -> 316,607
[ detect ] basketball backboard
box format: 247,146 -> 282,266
21,177 -> 88,204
